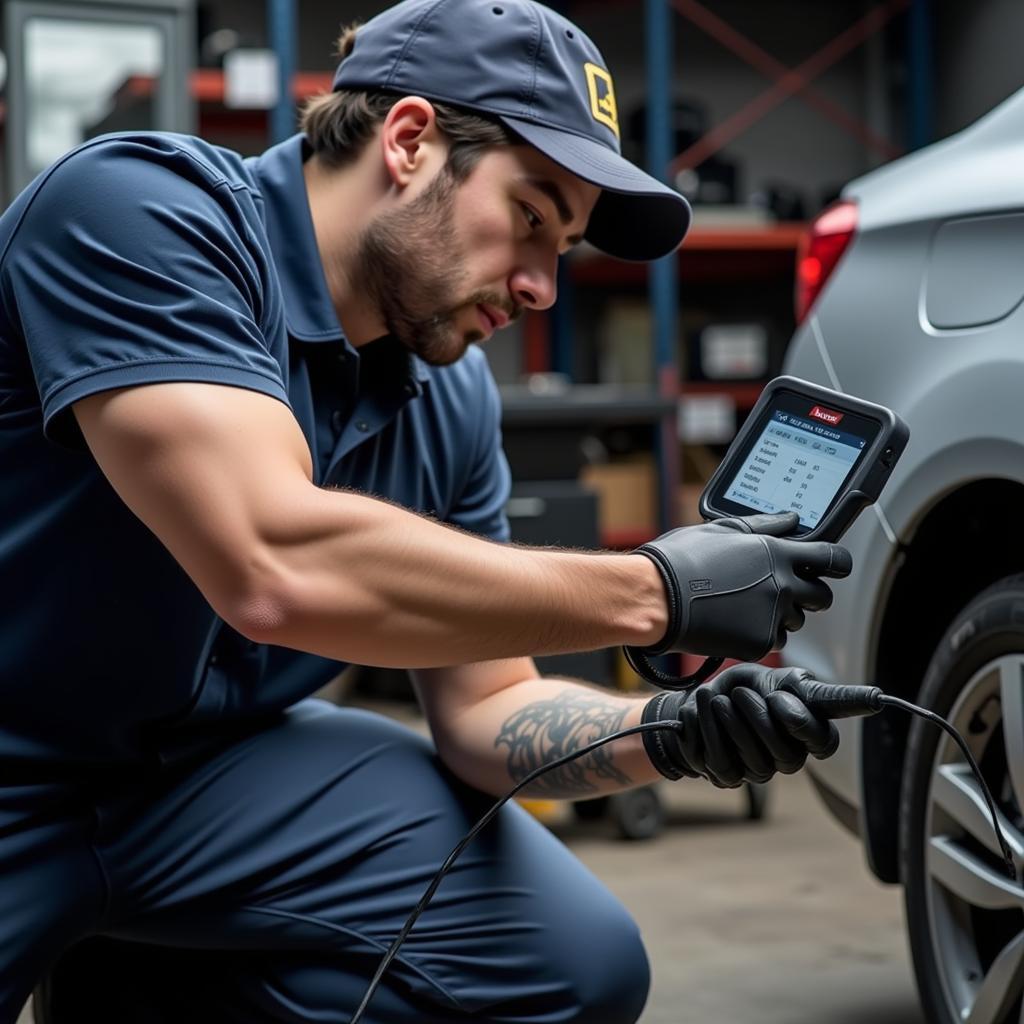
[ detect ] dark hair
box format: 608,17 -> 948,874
300,23 -> 517,179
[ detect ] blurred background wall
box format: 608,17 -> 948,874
1,0 -> 1022,691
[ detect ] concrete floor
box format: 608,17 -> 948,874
561,773 -> 926,1024
16,748 -> 925,1024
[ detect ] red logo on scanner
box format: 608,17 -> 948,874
809,405 -> 844,426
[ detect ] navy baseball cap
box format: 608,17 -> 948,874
332,0 -> 692,261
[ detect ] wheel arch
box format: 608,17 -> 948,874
861,478 -> 1024,882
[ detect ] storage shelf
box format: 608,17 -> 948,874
681,225 -> 807,250
189,68 -> 333,103
682,379 -> 766,410
569,224 -> 805,286
499,386 -> 677,426
602,527 -> 657,549
106,69 -> 333,105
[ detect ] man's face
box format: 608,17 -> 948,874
353,144 -> 599,366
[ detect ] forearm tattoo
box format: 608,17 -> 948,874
495,690 -> 633,798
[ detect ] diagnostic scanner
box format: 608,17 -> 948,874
623,377 -> 909,692
699,376 -> 909,543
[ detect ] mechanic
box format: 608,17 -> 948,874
0,1 -> 852,1021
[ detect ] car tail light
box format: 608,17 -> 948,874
795,200 -> 858,325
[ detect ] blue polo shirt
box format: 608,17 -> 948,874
0,133 -> 511,765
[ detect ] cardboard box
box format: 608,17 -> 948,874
580,457 -> 657,535
677,483 -> 705,526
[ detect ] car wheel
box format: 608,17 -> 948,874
610,787 -> 664,840
900,575 -> 1024,1024
572,796 -> 610,822
745,781 -> 770,821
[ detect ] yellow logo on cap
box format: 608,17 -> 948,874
584,62 -> 619,138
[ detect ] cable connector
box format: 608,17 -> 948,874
789,681 -> 883,719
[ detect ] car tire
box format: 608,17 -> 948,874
572,796 -> 610,822
900,575 -> 1024,1024
610,787 -> 664,840
745,781 -> 770,821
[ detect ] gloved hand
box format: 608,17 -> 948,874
641,664 -> 841,788
631,512 -> 852,662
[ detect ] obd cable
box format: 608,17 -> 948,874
348,684 -> 1017,1023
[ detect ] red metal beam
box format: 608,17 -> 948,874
672,0 -> 904,162
670,0 -> 911,174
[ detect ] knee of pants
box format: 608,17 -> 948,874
537,901 -> 651,1024
35,922 -> 651,1024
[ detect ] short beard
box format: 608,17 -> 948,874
351,166 -> 480,367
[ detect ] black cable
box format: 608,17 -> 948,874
621,648 -> 723,691
349,694 -> 1018,1023
346,720 -> 683,1024
879,694 -> 1017,882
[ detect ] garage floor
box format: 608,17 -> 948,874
565,772 -> 925,1024
16,726 -> 925,1024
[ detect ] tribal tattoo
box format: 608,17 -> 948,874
495,690 -> 633,798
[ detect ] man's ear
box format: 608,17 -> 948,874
380,97 -> 446,188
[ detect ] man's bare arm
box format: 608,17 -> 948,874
412,658 -> 659,798
74,382 -> 667,668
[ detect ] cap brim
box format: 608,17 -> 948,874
501,116 -> 692,262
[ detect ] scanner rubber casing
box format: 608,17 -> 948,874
698,376 -> 910,544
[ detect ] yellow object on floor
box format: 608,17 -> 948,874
516,798 -> 562,824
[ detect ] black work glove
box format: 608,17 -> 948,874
632,512 -> 852,662
641,664 -> 841,788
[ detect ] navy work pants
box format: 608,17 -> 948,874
1,701 -> 650,1023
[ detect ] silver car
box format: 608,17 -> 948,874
783,86 -> 1024,1024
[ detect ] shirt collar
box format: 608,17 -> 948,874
250,134 -> 339,343
249,135 -> 430,385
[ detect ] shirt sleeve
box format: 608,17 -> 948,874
1,137 -> 289,448
446,352 -> 512,543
